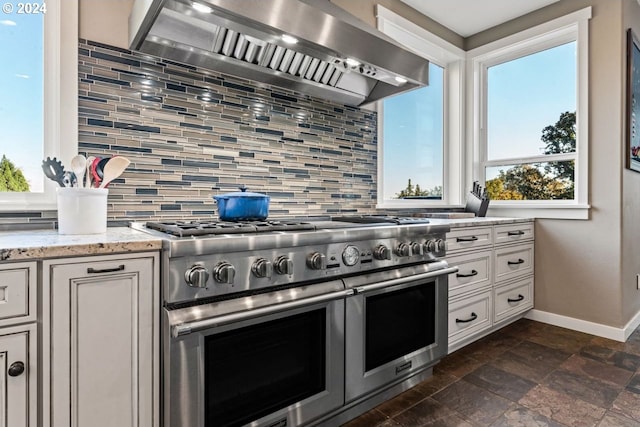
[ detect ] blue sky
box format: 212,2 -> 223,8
0,12 -> 44,192
383,42 -> 576,198
383,63 -> 444,199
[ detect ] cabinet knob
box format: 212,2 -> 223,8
8,361 -> 25,377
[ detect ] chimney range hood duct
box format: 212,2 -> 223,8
129,0 -> 429,106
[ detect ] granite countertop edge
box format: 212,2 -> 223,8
0,217 -> 533,262
0,227 -> 163,262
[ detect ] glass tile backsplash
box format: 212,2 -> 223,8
77,39 -> 379,224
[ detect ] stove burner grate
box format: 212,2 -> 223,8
331,215 -> 430,225
145,220 -> 316,237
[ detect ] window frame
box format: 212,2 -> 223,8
0,0 -> 78,211
375,5 -> 466,209
468,7 -> 591,219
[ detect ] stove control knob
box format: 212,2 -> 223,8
251,258 -> 273,278
373,245 -> 391,260
307,252 -> 327,270
184,265 -> 209,288
213,262 -> 236,284
424,240 -> 437,253
274,256 -> 294,275
396,243 -> 411,257
436,239 -> 447,253
410,242 -> 424,256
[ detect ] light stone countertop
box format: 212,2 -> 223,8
0,227 -> 162,262
427,217 -> 534,228
0,217 -> 532,262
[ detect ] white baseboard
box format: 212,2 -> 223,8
525,309 -> 640,342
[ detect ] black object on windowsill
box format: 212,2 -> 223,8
465,181 -> 490,217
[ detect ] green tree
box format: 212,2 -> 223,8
395,179 -> 442,198
486,111 -> 576,201
0,155 -> 30,192
541,111 -> 576,198
487,164 -> 572,200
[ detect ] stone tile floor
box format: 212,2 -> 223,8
341,319 -> 640,427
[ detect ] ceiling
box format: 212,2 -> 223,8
400,0 -> 561,37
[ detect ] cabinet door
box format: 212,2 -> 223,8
0,324 -> 37,427
46,254 -> 158,427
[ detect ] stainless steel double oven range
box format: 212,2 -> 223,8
133,216 -> 457,427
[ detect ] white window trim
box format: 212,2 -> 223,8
375,5 -> 466,209
467,7 -> 591,220
0,0 -> 78,211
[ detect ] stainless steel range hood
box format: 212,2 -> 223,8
129,0 -> 429,106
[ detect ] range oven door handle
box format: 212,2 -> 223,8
354,266 -> 459,294
171,289 -> 354,338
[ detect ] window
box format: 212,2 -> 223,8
376,6 -> 465,208
381,64 -> 444,202
0,0 -> 77,210
469,8 -> 591,219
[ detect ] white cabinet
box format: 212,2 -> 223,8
42,252 -> 159,427
0,262 -> 37,427
0,324 -> 37,427
447,222 -> 534,352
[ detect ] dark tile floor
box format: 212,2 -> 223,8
342,319 -> 640,427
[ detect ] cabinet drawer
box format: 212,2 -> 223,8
494,223 -> 534,245
494,243 -> 534,283
447,250 -> 492,297
494,276 -> 534,323
0,262 -> 36,326
448,290 -> 492,345
446,227 -> 493,253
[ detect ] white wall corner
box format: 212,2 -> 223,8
524,309 -> 640,342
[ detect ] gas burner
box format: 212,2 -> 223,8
331,215 -> 430,225
145,220 -> 316,237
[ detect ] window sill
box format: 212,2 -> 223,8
376,201 -> 464,210
487,203 -> 590,220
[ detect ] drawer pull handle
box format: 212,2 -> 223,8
507,230 -> 525,236
455,312 -> 478,323
508,294 -> 525,303
8,361 -> 25,377
456,270 -> 478,278
456,236 -> 478,242
507,259 -> 525,265
87,265 -> 125,274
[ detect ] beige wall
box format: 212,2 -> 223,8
79,0 -> 133,48
622,0 -> 640,324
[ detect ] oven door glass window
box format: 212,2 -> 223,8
365,281 -> 436,371
204,308 -> 326,427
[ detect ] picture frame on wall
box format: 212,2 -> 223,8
626,28 -> 640,173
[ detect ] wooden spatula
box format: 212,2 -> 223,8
99,156 -> 130,188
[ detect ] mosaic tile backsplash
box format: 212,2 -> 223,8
75,38 -> 381,224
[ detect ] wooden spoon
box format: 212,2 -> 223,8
99,156 -> 130,188
70,155 -> 86,188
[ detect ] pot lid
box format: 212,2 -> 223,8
214,186 -> 269,199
